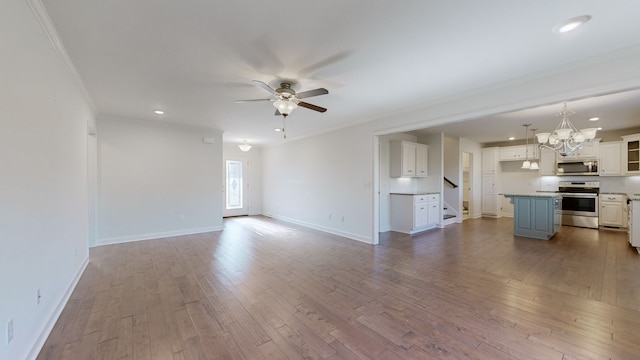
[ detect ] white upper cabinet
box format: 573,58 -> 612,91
560,139 -> 600,159
390,140 -> 428,177
599,142 -> 623,176
482,147 -> 499,174
621,134 -> 640,174
415,143 -> 429,177
539,147 -> 557,176
498,144 -> 538,161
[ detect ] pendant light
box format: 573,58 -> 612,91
529,128 -> 539,170
238,140 -> 252,152
521,124 -> 531,169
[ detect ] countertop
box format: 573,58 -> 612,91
390,192 -> 440,195
500,193 -> 562,198
600,192 -> 640,201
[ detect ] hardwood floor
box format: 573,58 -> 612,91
38,216 -> 640,359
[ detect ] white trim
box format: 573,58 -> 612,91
263,213 -> 373,245
26,256 -> 89,360
372,136 -> 380,244
26,0 -> 97,113
96,226 -> 224,247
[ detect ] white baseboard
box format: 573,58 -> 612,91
27,256 -> 89,360
262,213 -> 373,244
96,225 -> 224,247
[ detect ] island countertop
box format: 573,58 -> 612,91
500,192 -> 562,198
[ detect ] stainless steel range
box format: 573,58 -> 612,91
558,181 -> 599,229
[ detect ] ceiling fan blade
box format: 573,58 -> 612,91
296,88 -> 329,99
298,101 -> 327,113
252,80 -> 277,95
234,98 -> 272,103
274,109 -> 281,116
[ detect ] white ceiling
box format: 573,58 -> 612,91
42,0 -> 640,145
415,88 -> 640,144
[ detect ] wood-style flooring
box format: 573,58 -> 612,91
38,216 -> 640,359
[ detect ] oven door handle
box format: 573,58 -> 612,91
560,193 -> 598,197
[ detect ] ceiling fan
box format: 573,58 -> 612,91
234,80 -> 328,117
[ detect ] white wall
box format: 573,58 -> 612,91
222,142 -> 263,215
0,1 -> 94,358
96,117 -> 223,244
263,123 -> 376,243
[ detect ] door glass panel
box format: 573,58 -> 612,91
562,197 -> 595,212
226,160 -> 243,210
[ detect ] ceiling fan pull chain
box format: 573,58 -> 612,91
283,117 -> 287,139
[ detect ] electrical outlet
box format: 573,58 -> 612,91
328,214 -> 332,220
179,215 -> 185,221
341,216 -> 345,222
37,288 -> 41,306
74,247 -> 77,256
7,319 -> 13,344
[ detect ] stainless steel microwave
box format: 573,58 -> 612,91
556,159 -> 598,176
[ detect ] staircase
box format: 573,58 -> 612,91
442,202 -> 458,226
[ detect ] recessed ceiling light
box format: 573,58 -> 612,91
597,127 -> 602,130
508,137 -> 515,141
154,110 -> 165,115
555,15 -> 591,33
589,117 -> 599,121
274,128 -> 283,132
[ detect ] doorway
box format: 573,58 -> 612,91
462,152 -> 472,220
223,157 -> 249,217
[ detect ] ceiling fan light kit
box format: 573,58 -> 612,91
235,80 -> 328,118
273,99 -> 298,116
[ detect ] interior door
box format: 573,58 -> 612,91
223,157 -> 248,217
462,152 -> 472,220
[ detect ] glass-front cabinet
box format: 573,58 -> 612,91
622,134 -> 640,174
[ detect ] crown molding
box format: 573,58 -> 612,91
26,0 -> 97,114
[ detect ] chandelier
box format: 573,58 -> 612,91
535,102 -> 597,157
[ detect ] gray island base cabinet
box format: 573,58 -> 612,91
502,194 -> 562,240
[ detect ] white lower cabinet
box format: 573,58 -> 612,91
390,193 -> 440,234
600,194 -> 627,228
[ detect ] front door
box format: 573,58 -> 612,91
223,157 -> 248,217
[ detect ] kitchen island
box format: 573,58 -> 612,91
501,193 -> 562,240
